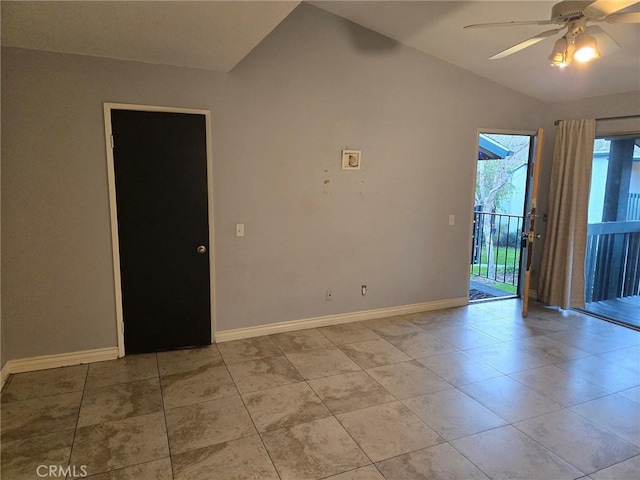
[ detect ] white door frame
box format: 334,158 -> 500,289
468,128 -> 538,302
103,102 -> 216,357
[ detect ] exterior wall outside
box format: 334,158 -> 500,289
589,158 -> 609,224
632,163 -> 640,193
505,166 -> 528,217
588,153 -> 640,224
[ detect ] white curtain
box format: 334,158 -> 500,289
539,119 -> 596,309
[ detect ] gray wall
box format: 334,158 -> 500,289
545,91 -> 640,136
2,3 -> 547,361
1,50 -> 226,360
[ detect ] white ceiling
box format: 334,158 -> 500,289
2,1 -> 639,103
312,1 -> 640,103
1,1 -> 300,72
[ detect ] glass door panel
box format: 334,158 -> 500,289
584,135 -> 640,328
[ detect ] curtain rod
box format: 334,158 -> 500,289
554,114 -> 640,126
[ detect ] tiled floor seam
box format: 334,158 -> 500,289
304,376 -> 394,476
568,393 -> 640,445
586,454 -> 640,478
306,379 -> 372,457
508,420 -> 593,477
229,359 -> 284,480
329,409 -> 384,469
505,370 -> 614,404
445,437 -> 497,480
66,362 -> 90,477
509,415 -> 639,478
153,353 -> 176,480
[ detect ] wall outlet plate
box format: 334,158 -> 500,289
341,150 -> 361,170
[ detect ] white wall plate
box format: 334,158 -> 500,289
342,149 -> 361,170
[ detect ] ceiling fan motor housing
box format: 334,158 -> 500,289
551,1 -> 592,21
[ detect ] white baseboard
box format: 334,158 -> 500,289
215,297 -> 468,343
0,298 -> 470,384
1,347 -> 119,388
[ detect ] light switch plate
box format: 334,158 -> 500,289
341,150 -> 361,170
236,224 -> 244,237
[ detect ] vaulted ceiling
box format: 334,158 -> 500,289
1,1 -> 300,72
2,1 -> 639,103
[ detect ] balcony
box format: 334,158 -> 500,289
583,136 -> 640,328
470,211 -> 524,301
584,220 -> 640,328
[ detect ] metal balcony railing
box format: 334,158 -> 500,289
628,193 -> 640,221
585,221 -> 640,303
470,211 -> 524,287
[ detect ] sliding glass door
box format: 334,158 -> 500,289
584,134 -> 640,328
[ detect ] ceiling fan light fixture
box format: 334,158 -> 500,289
549,36 -> 572,67
573,32 -> 601,62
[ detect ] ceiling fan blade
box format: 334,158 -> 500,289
585,1 -> 639,19
605,11 -> 640,22
586,25 -> 622,56
464,19 -> 563,29
489,28 -> 564,60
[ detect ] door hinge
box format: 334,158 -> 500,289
110,135 -> 115,149
121,321 -> 125,332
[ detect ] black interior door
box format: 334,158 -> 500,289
111,109 -> 211,353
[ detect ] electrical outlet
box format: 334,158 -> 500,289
326,289 -> 333,301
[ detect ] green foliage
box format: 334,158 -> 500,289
497,229 -> 521,248
470,246 -> 521,291
493,283 -> 517,294
475,135 -> 530,213
475,160 -> 517,211
475,246 -> 520,267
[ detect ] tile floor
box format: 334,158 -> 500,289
2,300 -> 640,479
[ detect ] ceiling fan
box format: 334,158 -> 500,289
464,1 -> 640,67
